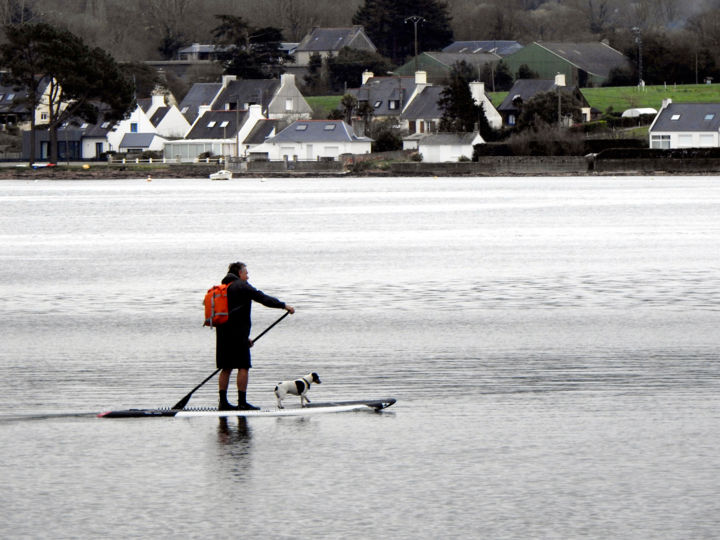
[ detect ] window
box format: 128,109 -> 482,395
508,114 -> 516,126
705,114 -> 715,121
101,122 -> 110,128
6,93 -> 14,100
80,123 -> 89,129
130,123 -> 138,133
408,120 -> 416,132
650,135 -> 670,149
219,121 -> 229,128
41,113 -> 48,121
324,124 -> 336,131
285,98 -> 293,111
389,100 -> 398,110
181,106 -> 189,113
374,100 -> 382,108
207,121 -> 216,127
295,124 -> 308,131
670,114 -> 681,121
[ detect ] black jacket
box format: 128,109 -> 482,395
221,272 -> 286,337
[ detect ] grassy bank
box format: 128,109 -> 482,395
489,83 -> 720,113
298,84 -> 720,120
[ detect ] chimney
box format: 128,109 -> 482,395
151,94 -> 165,109
554,73 -> 566,87
248,104 -> 264,119
197,105 -> 211,118
280,73 -> 296,87
469,81 -> 485,106
661,98 -> 673,109
362,71 -> 374,85
415,71 -> 427,85
222,74 -> 237,88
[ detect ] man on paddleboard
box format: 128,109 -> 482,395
216,262 -> 294,410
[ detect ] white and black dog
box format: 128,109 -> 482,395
274,372 -> 321,408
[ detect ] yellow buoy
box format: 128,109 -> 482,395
82,164 -> 90,170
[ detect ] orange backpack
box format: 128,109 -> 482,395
203,283 -> 230,327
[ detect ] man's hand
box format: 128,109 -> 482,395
285,305 -> 295,314
248,338 -> 254,348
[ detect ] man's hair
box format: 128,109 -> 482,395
228,261 -> 246,276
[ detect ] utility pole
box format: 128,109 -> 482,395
404,15 -> 425,73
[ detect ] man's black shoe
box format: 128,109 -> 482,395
219,401 -> 237,411
236,402 -> 260,411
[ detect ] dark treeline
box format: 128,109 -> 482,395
3,0 -> 720,85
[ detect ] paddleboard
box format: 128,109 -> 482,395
98,398 -> 396,418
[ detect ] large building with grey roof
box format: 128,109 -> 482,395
502,41 -> 631,87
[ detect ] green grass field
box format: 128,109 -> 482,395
310,83 -> 720,119
490,83 -> 720,114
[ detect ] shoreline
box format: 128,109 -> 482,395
1,162 -> 719,180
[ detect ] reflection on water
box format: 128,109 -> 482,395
1,177 -> 720,539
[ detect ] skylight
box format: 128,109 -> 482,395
296,124 -> 308,131
207,121 -> 216,127
705,114 -> 715,121
374,100 -> 382,108
671,114 -> 681,120
220,121 -> 229,127
324,124 -> 336,130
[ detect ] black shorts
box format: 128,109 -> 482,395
215,325 -> 252,370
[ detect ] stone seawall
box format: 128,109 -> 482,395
391,157 -> 589,176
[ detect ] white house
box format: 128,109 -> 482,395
106,103 -> 156,152
143,94 -> 190,138
164,104 -> 266,161
406,132 -> 484,162
250,120 -> 372,161
648,99 -> 720,149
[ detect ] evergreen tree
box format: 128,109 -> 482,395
352,0 -> 453,65
212,15 -> 291,79
1,22 -> 134,164
438,61 -> 493,138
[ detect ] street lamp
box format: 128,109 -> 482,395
632,27 -> 643,86
404,15 -> 425,73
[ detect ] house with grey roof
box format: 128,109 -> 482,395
502,41 -> 630,87
212,74 -> 311,124
404,132 -> 484,162
294,26 -> 376,66
178,74 -> 311,127
347,72 -> 423,124
250,119 -> 372,161
648,100 -> 720,149
22,108 -> 118,161
164,104 -> 266,161
347,71 -> 501,134
443,41 -> 523,57
497,74 -> 592,127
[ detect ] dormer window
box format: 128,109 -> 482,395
389,100 -> 399,110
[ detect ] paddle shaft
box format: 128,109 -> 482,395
172,310 -> 291,409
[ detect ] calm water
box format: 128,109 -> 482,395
1,176 -> 720,539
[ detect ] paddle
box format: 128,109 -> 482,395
172,311 -> 291,410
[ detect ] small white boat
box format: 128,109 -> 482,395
209,169 -> 232,180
